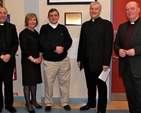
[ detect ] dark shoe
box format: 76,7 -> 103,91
28,109 -> 35,113
80,104 -> 95,110
63,105 -> 71,111
0,108 -> 2,112
45,106 -> 51,112
5,107 -> 17,113
25,103 -> 35,113
30,100 -> 42,108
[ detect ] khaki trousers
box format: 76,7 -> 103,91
43,56 -> 71,106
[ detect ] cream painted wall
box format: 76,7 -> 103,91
3,0 -> 112,102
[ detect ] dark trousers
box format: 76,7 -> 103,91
83,57 -> 107,112
0,59 -> 14,109
122,64 -> 141,113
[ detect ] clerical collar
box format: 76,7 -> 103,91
92,19 -> 95,22
0,23 -> 4,26
130,22 -> 135,25
91,17 -> 100,23
49,22 -> 58,29
129,18 -> 139,25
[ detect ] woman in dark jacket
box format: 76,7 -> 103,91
19,13 -> 42,113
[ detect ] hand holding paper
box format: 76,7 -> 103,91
98,68 -> 111,82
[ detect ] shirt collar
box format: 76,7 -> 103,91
49,22 -> 58,29
0,23 -> 4,26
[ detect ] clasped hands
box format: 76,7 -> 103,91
119,48 -> 135,57
34,57 -> 42,64
28,56 -> 42,64
54,46 -> 64,54
0,54 -> 11,62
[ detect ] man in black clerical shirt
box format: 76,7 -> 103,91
0,6 -> 18,113
77,2 -> 113,113
114,1 -> 141,113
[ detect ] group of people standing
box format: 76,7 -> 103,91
0,1 -> 141,113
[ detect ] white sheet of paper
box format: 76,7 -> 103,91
98,68 -> 111,82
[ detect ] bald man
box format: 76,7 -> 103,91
114,1 -> 141,113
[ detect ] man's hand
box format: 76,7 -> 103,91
78,61 -> 81,68
54,46 -> 64,54
0,54 -> 11,62
103,65 -> 109,71
119,49 -> 126,57
126,48 -> 135,56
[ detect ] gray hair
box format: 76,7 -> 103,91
90,1 -> 102,10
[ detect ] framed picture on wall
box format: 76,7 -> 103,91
47,0 -> 96,5
65,12 -> 82,26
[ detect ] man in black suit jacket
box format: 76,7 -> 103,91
77,2 -> 113,113
0,6 -> 18,113
114,1 -> 141,113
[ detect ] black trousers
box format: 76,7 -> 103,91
0,59 -> 14,109
83,57 -> 107,112
122,63 -> 141,113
